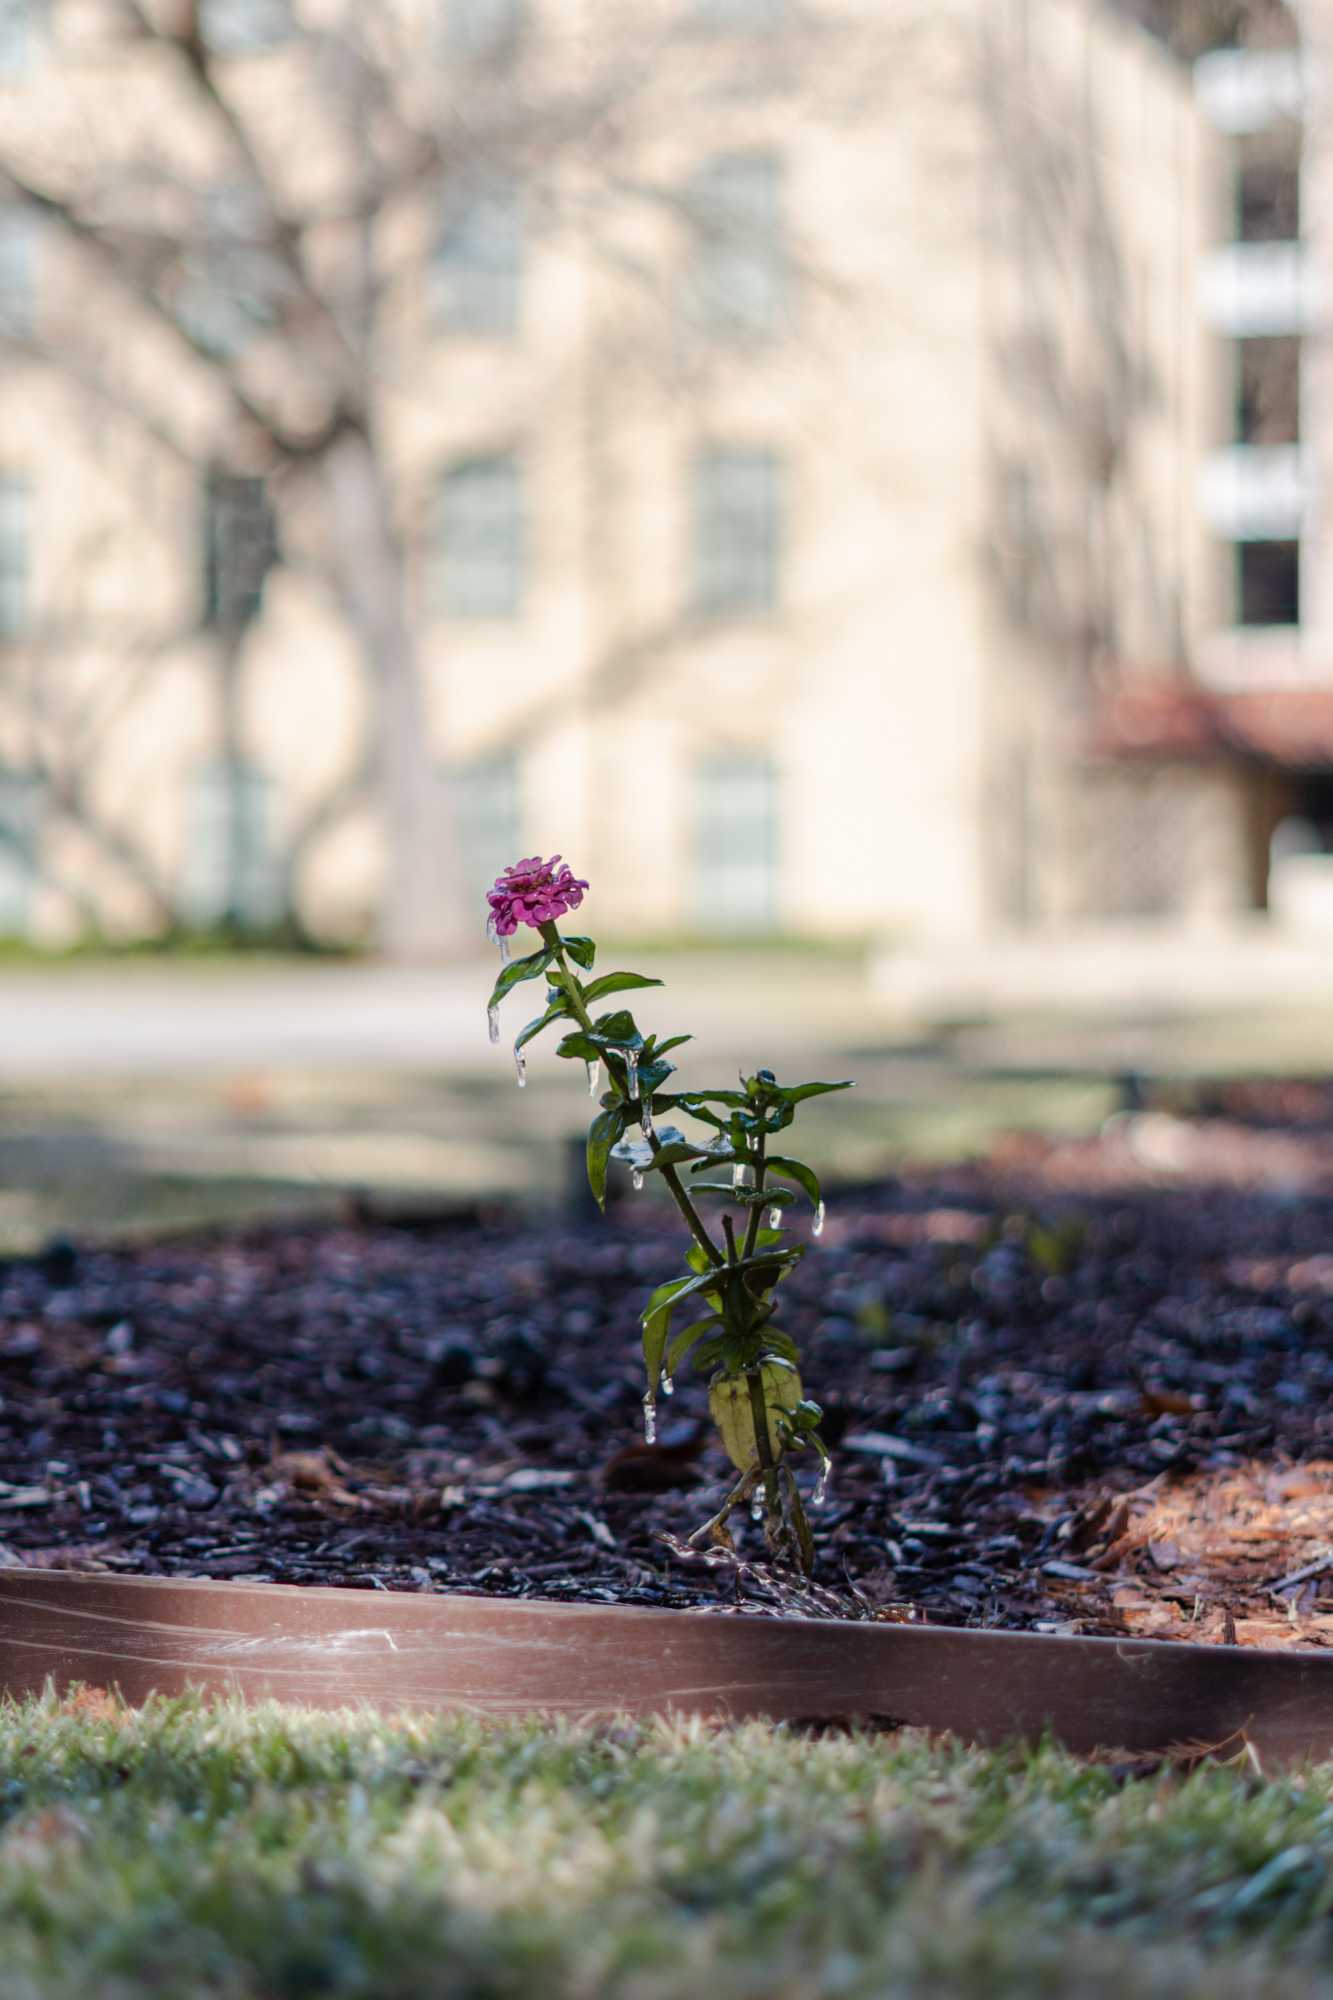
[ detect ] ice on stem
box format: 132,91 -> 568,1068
631,1168 -> 644,1192
498,934 -> 511,965
640,1092 -> 655,1140
487,1006 -> 501,1046
661,1372 -> 674,1398
514,1047 -> 527,1088
642,1391 -> 657,1445
625,1047 -> 639,1102
749,1489 -> 765,1523
767,1205 -> 782,1230
732,1162 -> 750,1192
812,1460 -> 832,1509
812,1199 -> 826,1237
586,1060 -> 601,1098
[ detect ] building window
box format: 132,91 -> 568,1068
204,470 -> 277,629
1237,159 -> 1299,245
1239,539 -> 1299,626
180,758 -> 282,930
432,186 -> 522,334
178,185 -> 287,358
693,446 -> 782,615
0,206 -> 34,339
687,152 -> 787,338
0,0 -> 33,78
443,0 -> 525,65
693,754 -> 779,931
0,769 -> 39,935
1238,335 -> 1299,445
692,0 -> 787,28
435,454 -> 526,618
0,475 -> 27,638
451,750 -> 521,906
198,0 -> 292,53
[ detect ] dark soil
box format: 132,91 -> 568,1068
7,1088 -> 1333,1643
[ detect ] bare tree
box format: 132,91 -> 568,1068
0,0 -> 910,955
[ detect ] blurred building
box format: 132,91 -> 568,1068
0,0 -> 1247,949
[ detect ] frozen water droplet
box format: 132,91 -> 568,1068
514,1047 -> 527,1088
631,1169 -> 644,1192
640,1092 -> 655,1140
661,1373 -> 675,1398
625,1047 -> 639,1101
767,1205 -> 782,1230
487,1006 -> 501,1046
642,1392 -> 657,1445
498,933 -> 511,965
749,1490 -> 765,1523
732,1162 -> 750,1193
813,1461 -> 832,1509
812,1199 -> 826,1238
586,1060 -> 601,1098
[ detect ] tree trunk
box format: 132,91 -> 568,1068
322,423 -> 467,960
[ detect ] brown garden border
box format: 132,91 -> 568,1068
2,1568 -> 1332,1764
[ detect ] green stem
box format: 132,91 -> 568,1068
544,925 -> 723,1271
741,1132 -> 767,1260
746,1365 -> 776,1477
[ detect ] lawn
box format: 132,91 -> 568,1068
3,1693 -> 1333,1998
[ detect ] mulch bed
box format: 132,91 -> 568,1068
7,1083 -> 1333,1646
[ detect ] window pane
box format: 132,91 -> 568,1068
694,755 -> 779,931
433,186 -> 522,334
0,0 -> 31,78
199,0 -> 292,53
1237,159 -> 1299,244
0,768 -> 39,935
1239,539 -> 1299,625
0,206 -> 34,339
1238,336 -> 1299,445
204,471 -> 277,628
687,152 -> 787,338
436,455 -> 526,618
0,474 -> 28,638
180,759 -> 282,929
177,185 -> 288,357
693,0 -> 787,28
452,751 -> 521,907
444,0 -> 525,64
693,446 -> 782,614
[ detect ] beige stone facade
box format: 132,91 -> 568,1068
0,0 -> 1230,949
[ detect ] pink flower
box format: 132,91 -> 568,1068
487,854 -> 589,937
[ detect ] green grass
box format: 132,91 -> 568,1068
3,1696 -> 1333,1998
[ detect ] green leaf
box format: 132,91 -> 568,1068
611,1127 -> 713,1173
487,947 -> 553,1012
642,1272 -> 723,1389
687,1181 -> 795,1209
514,996 -> 572,1053
766,1156 -> 822,1210
556,1030 -> 602,1063
654,1035 -> 693,1057
586,1104 -> 628,1211
777,1080 -> 855,1105
666,1315 -> 724,1375
561,935 -> 596,970
582,972 -> 664,1003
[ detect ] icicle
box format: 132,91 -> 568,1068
586,1060 -> 601,1098
487,1006 -> 501,1046
661,1372 -> 675,1398
749,1490 -> 765,1523
631,1168 -> 644,1192
812,1199 -> 826,1238
812,1461 -> 832,1510
498,933 -> 512,966
642,1391 -> 657,1445
514,1047 -> 527,1088
640,1092 -> 655,1140
625,1047 -> 639,1102
767,1205 -> 782,1230
732,1162 -> 750,1193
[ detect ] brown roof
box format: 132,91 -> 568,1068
1092,684 -> 1333,770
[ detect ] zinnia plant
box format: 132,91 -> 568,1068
485,855 -> 851,1573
